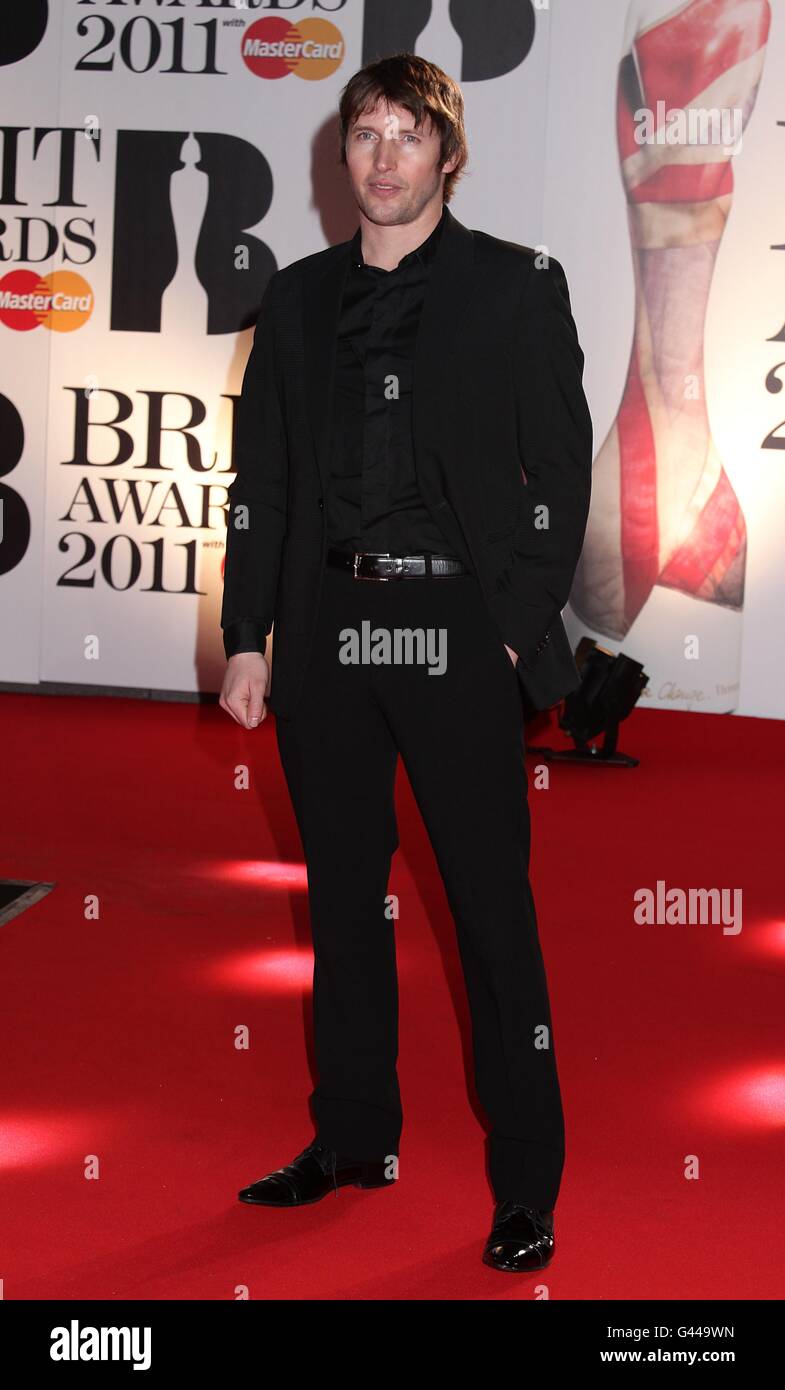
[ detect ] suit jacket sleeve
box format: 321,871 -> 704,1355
486,256 -> 593,669
221,272 -> 288,660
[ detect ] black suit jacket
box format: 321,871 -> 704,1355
221,203 -> 593,718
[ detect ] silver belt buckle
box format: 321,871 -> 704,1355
352,551 -> 383,578
354,551 -> 395,581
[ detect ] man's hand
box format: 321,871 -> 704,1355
504,644 -> 518,667
219,652 -> 270,729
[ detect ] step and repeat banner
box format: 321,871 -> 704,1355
1,0 -> 783,718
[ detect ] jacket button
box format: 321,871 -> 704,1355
317,498 -> 324,510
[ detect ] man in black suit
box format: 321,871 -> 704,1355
219,53 -> 592,1272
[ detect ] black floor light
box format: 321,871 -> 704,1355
0,880 -> 55,926
527,637 -> 648,766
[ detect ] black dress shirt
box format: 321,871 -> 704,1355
326,203 -> 456,555
224,206 -> 455,660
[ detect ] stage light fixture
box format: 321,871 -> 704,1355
526,637 -> 648,766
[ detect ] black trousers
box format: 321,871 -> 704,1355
275,564 -> 566,1208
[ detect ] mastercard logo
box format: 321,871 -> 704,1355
0,269 -> 94,332
242,15 -> 344,81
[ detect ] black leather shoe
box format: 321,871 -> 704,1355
238,1138 -> 395,1207
482,1200 -> 556,1272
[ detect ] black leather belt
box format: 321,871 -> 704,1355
326,547 -> 468,580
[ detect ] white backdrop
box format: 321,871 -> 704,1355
1,0 -> 782,718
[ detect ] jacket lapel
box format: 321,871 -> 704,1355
302,243 -> 350,501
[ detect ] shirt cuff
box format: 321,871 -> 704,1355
223,620 -> 267,660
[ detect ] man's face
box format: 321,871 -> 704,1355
345,99 -> 456,227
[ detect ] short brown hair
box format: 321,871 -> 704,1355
338,52 -> 469,204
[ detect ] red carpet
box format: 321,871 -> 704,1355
1,690 -> 783,1300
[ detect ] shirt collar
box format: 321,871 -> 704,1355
350,204 -> 446,271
